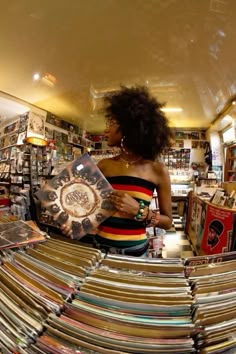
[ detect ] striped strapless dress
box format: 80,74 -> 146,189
95,176 -> 156,249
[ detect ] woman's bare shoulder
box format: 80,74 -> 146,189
148,160 -> 170,184
97,157 -> 117,173
151,160 -> 168,174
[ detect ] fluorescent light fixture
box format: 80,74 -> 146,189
222,114 -> 233,122
161,107 -> 183,113
222,126 -> 235,143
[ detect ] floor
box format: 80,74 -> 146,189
161,204 -> 195,259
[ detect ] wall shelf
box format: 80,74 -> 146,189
224,144 -> 236,181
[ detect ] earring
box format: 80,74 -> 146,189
121,136 -> 129,155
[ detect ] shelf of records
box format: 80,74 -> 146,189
1,220 -> 236,354
0,111 -> 96,155
45,112 -> 96,150
162,148 -> 191,169
0,144 -> 55,220
0,144 -> 52,186
173,129 -> 208,150
89,148 -> 120,163
0,114 -> 27,150
175,129 -> 207,141
90,130 -> 209,151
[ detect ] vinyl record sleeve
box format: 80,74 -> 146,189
101,258 -> 185,273
76,292 -> 191,316
46,314 -> 194,353
15,252 -> 82,288
63,303 -> 194,339
55,314 -> 193,346
35,153 -> 115,239
26,248 -> 87,278
35,243 -> 93,268
44,239 -> 101,264
0,220 -> 46,249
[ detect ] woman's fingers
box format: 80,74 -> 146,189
60,223 -> 72,237
109,191 -> 139,216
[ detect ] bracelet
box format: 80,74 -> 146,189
134,200 -> 147,221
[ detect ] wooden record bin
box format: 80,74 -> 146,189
1,235 -> 236,353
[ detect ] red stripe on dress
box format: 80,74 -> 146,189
99,225 -> 145,235
111,184 -> 153,196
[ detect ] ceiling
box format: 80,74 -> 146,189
0,0 -> 236,133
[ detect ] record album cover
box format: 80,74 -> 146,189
35,153 -> 114,239
0,220 -> 46,249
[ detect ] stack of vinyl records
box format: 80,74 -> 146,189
0,239 -> 102,353
39,255 -> 195,353
189,259 -> 236,354
26,238 -> 102,278
0,220 -> 46,250
0,255 -> 61,353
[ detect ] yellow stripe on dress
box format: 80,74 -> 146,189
116,190 -> 152,201
98,230 -> 147,241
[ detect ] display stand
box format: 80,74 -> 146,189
186,191 -> 236,255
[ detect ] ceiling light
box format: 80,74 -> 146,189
161,107 -> 183,113
41,73 -> 57,87
222,115 -> 233,122
232,101 -> 236,105
33,73 -> 40,81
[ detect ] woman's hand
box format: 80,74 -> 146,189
109,190 -> 139,217
60,223 -> 73,238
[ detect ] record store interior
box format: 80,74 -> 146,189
1,1 -> 236,353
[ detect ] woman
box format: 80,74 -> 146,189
63,86 -> 173,256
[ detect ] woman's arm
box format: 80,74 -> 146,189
153,163 -> 172,230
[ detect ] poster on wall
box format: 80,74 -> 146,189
27,110 -> 46,138
201,205 -> 234,255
